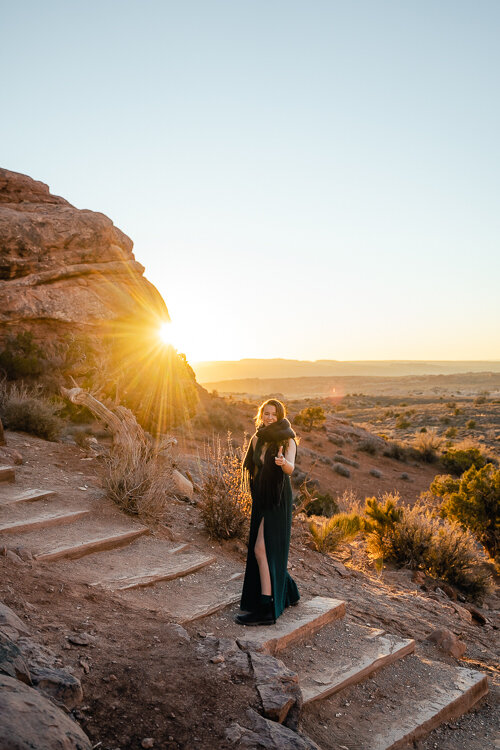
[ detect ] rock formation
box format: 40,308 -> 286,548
0,168 -> 199,429
0,167 -> 169,347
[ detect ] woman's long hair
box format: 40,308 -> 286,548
254,398 -> 286,428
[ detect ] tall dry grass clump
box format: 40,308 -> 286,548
104,432 -> 176,522
411,429 -> 442,463
198,433 -> 251,540
0,380 -> 62,441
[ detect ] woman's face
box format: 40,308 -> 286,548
262,404 -> 278,426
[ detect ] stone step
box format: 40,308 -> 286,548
116,558 -> 245,623
0,507 -> 90,535
299,653 -> 489,750
3,515 -> 149,562
52,536 -> 216,590
0,466 -> 15,483
0,488 -> 57,507
96,550 -> 217,590
287,621 -> 415,704
237,597 -> 346,656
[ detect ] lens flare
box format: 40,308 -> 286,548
159,321 -> 172,345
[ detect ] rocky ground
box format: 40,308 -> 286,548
0,418 -> 498,750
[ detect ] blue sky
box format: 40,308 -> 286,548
2,1 -> 499,362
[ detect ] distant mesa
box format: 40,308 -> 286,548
0,167 -> 169,348
195,358 -> 500,384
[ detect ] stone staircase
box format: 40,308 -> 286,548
0,462 -> 490,749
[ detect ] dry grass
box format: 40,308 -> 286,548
411,429 -> 443,462
0,380 -> 62,441
103,432 -> 176,522
198,433 -> 251,540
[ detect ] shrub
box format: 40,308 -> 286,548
400,472 -> 410,481
305,492 -> 339,517
411,430 -> 442,463
365,496 -> 491,598
308,512 -> 364,553
466,420 -> 476,430
0,383 -> 62,441
193,403 -> 242,432
333,454 -> 359,468
358,438 -> 378,455
294,406 -> 326,431
327,434 -> 344,446
441,445 -> 488,475
395,416 -> 411,429
382,441 -> 407,461
432,464 -> 499,561
104,433 -> 176,521
333,463 -> 350,477
198,434 -> 251,540
445,427 -> 457,439
0,331 -> 48,379
365,493 -> 402,537
370,468 -> 382,478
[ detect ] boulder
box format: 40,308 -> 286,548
225,708 -> 320,750
29,665 -> 83,710
172,469 -> 194,500
427,628 -> 466,658
0,602 -> 31,641
0,634 -> 31,684
250,651 -> 302,728
0,674 -> 91,750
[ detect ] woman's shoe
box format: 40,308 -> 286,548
235,600 -> 275,626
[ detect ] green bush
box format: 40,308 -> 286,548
431,464 -> 499,561
365,496 -> 492,599
441,445 -> 488,475
294,406 -> 326,430
309,512 -> 365,553
0,384 -> 62,441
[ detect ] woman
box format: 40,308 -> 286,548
236,398 -> 300,626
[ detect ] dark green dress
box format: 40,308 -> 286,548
240,441 -> 300,620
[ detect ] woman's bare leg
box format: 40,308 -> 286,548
254,518 -> 272,596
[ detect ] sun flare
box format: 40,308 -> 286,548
159,321 -> 173,345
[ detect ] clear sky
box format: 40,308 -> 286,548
1,1 -> 499,363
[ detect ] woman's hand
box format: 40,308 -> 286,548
275,445 -> 286,466
275,445 -> 294,475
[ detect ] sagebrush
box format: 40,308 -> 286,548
104,432 -> 176,522
198,433 -> 251,540
365,494 -> 492,599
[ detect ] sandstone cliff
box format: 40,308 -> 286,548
0,168 -> 198,430
0,167 -> 169,344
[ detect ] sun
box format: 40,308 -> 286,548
159,321 -> 174,345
